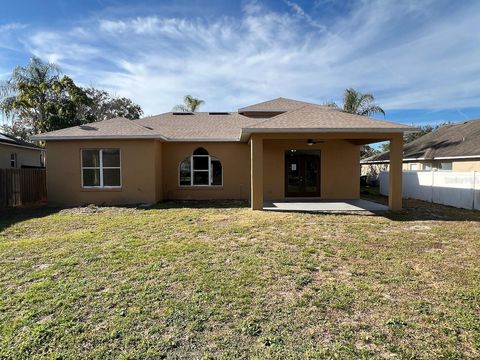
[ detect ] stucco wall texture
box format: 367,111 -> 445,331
45,138 -> 364,206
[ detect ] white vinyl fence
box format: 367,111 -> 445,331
379,171 -> 480,210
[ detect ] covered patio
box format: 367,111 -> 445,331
263,199 -> 388,212
248,132 -> 405,212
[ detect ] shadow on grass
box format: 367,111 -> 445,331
149,200 -> 249,210
0,200 -> 250,232
1,197 -> 478,233
361,187 -> 480,222
0,206 -> 63,232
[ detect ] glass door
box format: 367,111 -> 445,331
285,150 -> 320,197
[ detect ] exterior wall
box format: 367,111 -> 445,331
45,139 -> 160,206
45,134 -> 395,205
155,141 -> 163,202
162,142 -> 251,200
263,139 -> 360,200
0,143 -> 44,169
452,160 -> 480,171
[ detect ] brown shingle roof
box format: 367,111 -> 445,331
135,112 -> 262,141
244,104 -> 414,132
32,98 -> 415,141
31,117 -> 159,140
362,119 -> 480,163
238,97 -> 316,113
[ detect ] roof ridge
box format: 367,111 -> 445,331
238,97 -> 319,112
244,103 -> 339,129
244,104 -> 311,129
136,111 -> 244,121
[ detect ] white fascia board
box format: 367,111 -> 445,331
31,134 -> 166,141
242,127 -> 413,133
0,141 -> 43,151
31,134 -> 242,142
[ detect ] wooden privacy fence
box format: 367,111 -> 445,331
0,169 -> 47,208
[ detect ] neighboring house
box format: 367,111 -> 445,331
0,133 -> 45,169
362,119 -> 480,181
32,98 -> 414,210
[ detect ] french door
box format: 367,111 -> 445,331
285,151 -> 321,197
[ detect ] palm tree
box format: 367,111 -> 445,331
172,95 -> 205,112
0,57 -> 61,133
342,88 -> 385,116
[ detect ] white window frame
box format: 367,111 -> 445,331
81,149 -> 122,188
178,152 -> 223,187
10,153 -> 17,168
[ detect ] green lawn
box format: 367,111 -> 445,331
1,199 -> 479,359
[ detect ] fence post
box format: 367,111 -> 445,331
474,171 -> 477,210
431,170 -> 435,203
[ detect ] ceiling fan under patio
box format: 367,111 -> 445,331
306,139 -> 325,146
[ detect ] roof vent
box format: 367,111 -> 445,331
209,112 -> 230,115
173,112 -> 194,115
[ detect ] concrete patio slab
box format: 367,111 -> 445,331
263,199 -> 388,212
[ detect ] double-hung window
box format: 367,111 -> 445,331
179,147 -> 222,186
81,149 -> 121,188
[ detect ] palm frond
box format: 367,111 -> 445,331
0,79 -> 16,97
0,96 -> 18,118
343,88 -> 359,114
342,88 -> 384,116
360,105 -> 385,117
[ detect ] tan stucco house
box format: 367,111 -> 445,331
32,98 -> 414,210
0,133 -> 45,169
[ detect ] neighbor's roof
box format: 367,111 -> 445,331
238,97 -> 316,113
362,119 -> 480,163
32,97 -> 416,141
0,133 -> 43,151
243,104 -> 414,133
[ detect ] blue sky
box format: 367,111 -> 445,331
1,0 -> 479,126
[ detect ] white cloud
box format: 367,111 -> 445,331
13,0 -> 480,115
0,23 -> 26,32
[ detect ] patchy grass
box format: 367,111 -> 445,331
0,200 -> 479,358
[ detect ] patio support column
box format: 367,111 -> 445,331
250,134 -> 263,210
389,134 -> 403,211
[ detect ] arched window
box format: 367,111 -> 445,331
179,148 -> 223,186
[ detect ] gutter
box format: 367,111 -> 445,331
242,127 -> 416,134
0,141 -> 44,151
30,134 -> 240,142
31,134 -> 167,141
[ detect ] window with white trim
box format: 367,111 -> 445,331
81,149 -> 121,188
179,147 -> 222,186
10,153 -> 17,168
